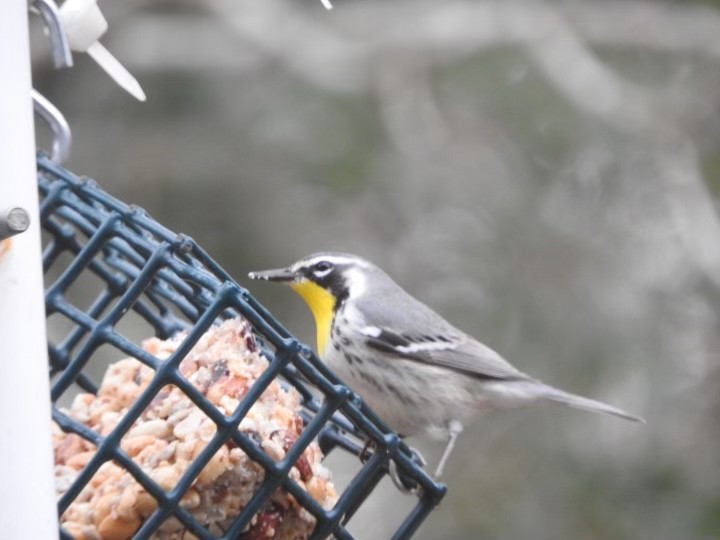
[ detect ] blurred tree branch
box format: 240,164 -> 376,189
216,0 -> 720,290
111,1 -> 720,82
106,0 -> 720,290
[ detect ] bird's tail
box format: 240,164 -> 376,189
541,386 -> 645,423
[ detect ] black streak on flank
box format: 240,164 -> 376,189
359,370 -> 383,392
387,382 -> 415,406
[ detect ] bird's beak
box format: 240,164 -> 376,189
248,266 -> 297,283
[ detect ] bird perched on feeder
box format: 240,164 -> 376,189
250,252 -> 644,477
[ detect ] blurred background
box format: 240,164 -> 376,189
31,0 -> 720,538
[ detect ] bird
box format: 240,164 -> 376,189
249,252 -> 644,477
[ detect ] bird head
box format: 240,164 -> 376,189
249,252 -> 373,352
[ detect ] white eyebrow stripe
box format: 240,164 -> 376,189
395,342 -> 458,354
298,254 -> 372,269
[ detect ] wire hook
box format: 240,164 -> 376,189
33,90 -> 72,164
30,0 -> 73,69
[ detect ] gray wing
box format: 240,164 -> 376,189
355,285 -> 528,381
363,327 -> 527,380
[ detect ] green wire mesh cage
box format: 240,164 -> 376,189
38,154 -> 446,540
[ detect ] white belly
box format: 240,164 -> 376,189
322,342 -> 476,438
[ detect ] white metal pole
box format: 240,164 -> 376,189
0,3 -> 59,539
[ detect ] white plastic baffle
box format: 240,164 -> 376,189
0,2 -> 60,539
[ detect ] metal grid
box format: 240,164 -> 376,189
38,153 -> 446,539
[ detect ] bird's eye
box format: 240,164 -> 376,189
314,261 -> 332,272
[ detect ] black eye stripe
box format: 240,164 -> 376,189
301,261 -> 350,302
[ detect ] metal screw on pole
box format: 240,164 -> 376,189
0,207 -> 31,241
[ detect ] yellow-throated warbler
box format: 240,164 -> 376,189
249,252 -> 644,477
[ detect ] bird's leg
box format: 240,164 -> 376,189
434,420 -> 463,478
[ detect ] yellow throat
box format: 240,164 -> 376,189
290,280 -> 336,355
